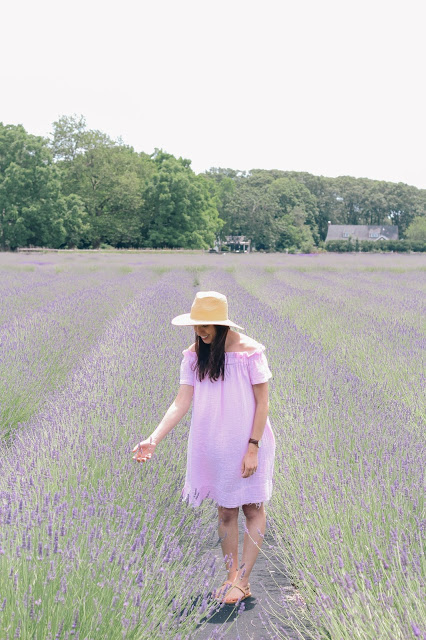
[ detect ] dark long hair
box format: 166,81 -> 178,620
194,325 -> 230,382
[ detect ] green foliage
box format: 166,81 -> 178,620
267,176 -> 320,244
204,171 -> 318,252
0,123 -> 68,249
2,116 -> 426,252
52,116 -> 154,249
205,168 -> 426,253
409,240 -> 426,252
326,240 -> 352,252
51,114 -> 91,161
58,194 -> 89,248
326,238 -> 425,252
360,240 -> 373,252
239,170 -> 426,240
405,216 -> 426,242
141,151 -> 223,249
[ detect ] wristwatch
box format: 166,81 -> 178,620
248,438 -> 262,448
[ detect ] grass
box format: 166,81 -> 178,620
185,265 -> 210,286
151,266 -> 171,275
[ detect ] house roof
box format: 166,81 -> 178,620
325,225 -> 399,241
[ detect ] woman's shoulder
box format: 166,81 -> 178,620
183,342 -> 196,354
226,332 -> 264,355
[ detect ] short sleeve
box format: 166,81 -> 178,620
248,349 -> 272,385
180,351 -> 195,386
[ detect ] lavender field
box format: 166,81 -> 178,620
0,251 -> 425,640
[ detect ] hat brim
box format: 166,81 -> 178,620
171,313 -> 244,330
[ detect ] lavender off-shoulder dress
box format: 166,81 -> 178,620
179,344 -> 276,508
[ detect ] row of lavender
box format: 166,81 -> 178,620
0,260 -> 159,438
214,262 -> 424,639
0,264 -> 228,639
0,253 -> 424,639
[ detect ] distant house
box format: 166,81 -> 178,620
225,235 -> 251,252
211,235 -> 251,252
325,225 -> 399,242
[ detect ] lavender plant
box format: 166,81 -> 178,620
0,266 -> 158,438
227,260 -> 425,640
0,265 -> 223,639
0,252 -> 424,640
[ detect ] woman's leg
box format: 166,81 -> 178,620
217,506 -> 240,581
237,502 -> 266,587
217,503 -> 266,603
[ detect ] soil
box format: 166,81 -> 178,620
193,511 -> 315,640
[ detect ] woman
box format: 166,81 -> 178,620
132,291 -> 276,604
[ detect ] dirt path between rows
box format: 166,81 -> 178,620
193,512 -> 315,640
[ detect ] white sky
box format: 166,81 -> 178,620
1,0 -> 425,189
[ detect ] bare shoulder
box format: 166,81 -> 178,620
187,342 -> 196,352
226,331 -> 261,354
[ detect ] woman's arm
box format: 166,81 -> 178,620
132,384 -> 193,462
242,382 -> 269,477
150,384 -> 194,444
249,382 -> 269,448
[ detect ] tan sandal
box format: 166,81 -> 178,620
212,579 -> 234,601
214,581 -> 251,604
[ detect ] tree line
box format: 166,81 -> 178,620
1,116 -> 426,252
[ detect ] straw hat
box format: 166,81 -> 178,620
171,291 -> 244,329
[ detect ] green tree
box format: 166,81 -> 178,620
209,176 -> 236,242
267,177 -> 320,244
204,169 -> 319,251
59,194 -> 90,248
51,114 -> 114,162
405,216 -> 426,243
273,214 -> 315,252
142,151 -> 223,249
0,123 -> 75,250
318,176 -> 425,234
270,172 -> 426,239
385,183 -> 426,236
223,179 -> 279,251
71,145 -> 151,248
51,115 -> 154,248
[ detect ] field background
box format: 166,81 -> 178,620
0,251 -> 424,640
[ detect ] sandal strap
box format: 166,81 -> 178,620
215,580 -> 250,598
228,583 -> 249,597
220,580 -> 233,589
214,580 -> 233,597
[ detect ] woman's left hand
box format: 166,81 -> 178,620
241,450 -> 258,478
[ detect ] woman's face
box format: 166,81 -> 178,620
195,324 -> 217,345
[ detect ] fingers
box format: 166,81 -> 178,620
132,444 -> 152,463
132,453 -> 151,463
132,441 -> 156,454
242,467 -> 257,478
